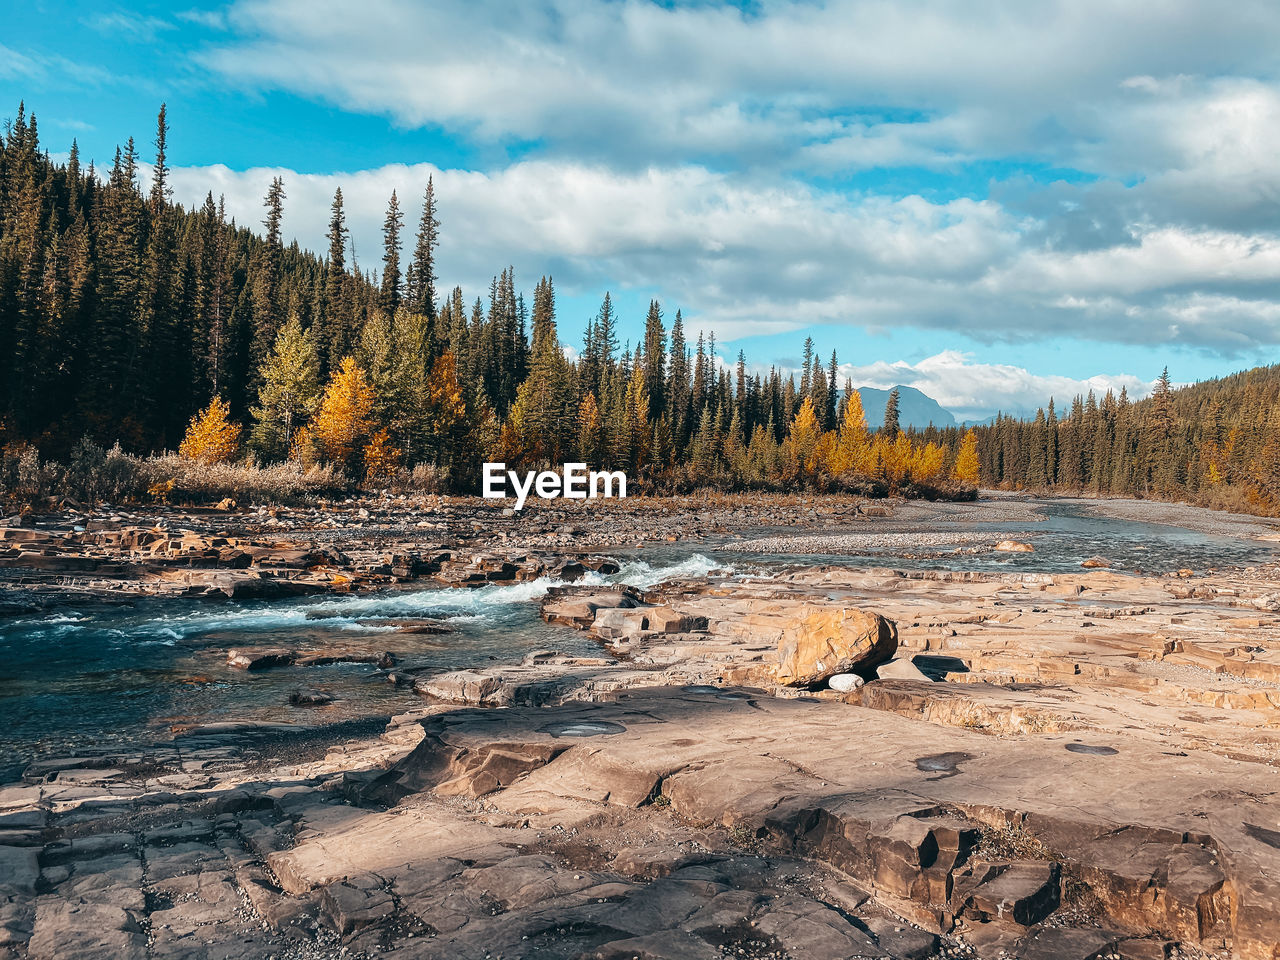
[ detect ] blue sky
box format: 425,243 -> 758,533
5,0 -> 1280,419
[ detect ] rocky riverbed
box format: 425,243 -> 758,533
1,494 -> 1279,960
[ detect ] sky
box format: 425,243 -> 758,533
4,0 -> 1280,420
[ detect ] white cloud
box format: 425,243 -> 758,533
84,12 -> 177,42
840,351 -> 1152,421
0,43 -> 44,81
194,0 -> 1280,177
157,158 -> 1280,355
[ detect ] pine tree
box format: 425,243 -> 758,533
250,176 -> 286,383
380,190 -> 403,313
407,177 -> 439,321
141,103 -> 186,444
808,352 -> 829,431
667,309 -> 689,446
587,292 -> 617,393
882,387 -> 900,436
799,337 -> 814,395
510,277 -> 574,464
825,351 -> 839,428
322,188 -> 350,370
641,299 -> 666,418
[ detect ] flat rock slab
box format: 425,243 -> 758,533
361,684 -> 1279,957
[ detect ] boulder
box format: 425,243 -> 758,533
542,587 -> 641,627
775,607 -> 897,686
290,689 -> 335,706
415,670 -> 505,704
876,657 -> 932,682
995,540 -> 1035,552
227,648 -> 297,670
1082,556 -> 1111,569
956,860 -> 1061,927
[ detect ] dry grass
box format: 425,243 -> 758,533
975,819 -> 1055,862
1,442 -> 349,506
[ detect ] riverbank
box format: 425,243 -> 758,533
3,493 -> 1277,617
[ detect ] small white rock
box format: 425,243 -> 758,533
828,673 -> 865,692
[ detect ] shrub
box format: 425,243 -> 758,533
66,437 -> 107,503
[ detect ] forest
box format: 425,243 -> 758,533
2,104 -> 1279,514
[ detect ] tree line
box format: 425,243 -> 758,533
2,104 -> 1277,513
960,366 -> 1280,514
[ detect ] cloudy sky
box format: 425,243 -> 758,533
5,0 -> 1279,419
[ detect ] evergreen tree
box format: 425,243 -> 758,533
322,187 -> 350,369
882,387 -> 900,436
407,177 -> 439,321
667,309 -> 689,446
641,299 -> 666,418
250,176 -> 286,384
380,190 -> 403,313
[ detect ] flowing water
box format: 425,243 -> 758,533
715,502 -> 1275,574
0,554 -> 727,780
1,503 -> 1272,781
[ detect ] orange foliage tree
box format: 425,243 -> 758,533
362,428 -> 402,482
311,357 -> 376,470
178,397 -> 241,465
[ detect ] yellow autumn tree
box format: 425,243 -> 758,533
784,397 -> 823,482
910,442 -> 947,484
953,428 -> 980,484
872,429 -> 914,491
832,389 -> 870,475
812,431 -> 839,477
577,391 -> 605,468
424,351 -> 468,470
311,356 -> 376,470
178,397 -> 241,465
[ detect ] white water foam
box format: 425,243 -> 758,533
610,553 -> 728,590
6,553 -> 734,643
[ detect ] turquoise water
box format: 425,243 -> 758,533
0,554 -> 724,780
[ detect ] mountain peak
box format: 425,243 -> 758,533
854,385 -> 957,430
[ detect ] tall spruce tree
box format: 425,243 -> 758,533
882,387 -> 900,436
250,176 -> 286,387
407,177 -> 439,321
380,190 -> 403,314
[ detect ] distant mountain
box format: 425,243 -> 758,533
855,385 -> 958,430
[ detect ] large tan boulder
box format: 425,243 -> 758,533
775,607 -> 897,686
994,540 -> 1034,552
